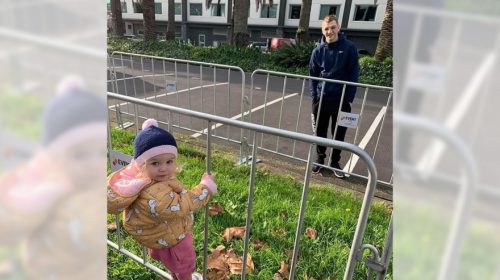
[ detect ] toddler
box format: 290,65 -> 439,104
107,119 -> 217,280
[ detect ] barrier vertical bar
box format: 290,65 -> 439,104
202,121 -> 212,279
289,144 -> 315,279
292,79 -> 306,157
346,87 -> 369,173
151,57 -> 160,121
260,73 -> 271,148
241,132 -> 258,279
275,76 -> 288,152
213,66 -> 217,137
376,213 -> 393,280
330,84 -> 347,161
372,91 -> 393,159
226,70 -> 231,141
187,63 -> 192,129
130,55 -> 139,133
200,64 -> 204,112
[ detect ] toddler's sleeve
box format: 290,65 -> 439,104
107,167 -> 150,214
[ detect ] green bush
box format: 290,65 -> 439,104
359,56 -> 393,87
268,42 -> 316,70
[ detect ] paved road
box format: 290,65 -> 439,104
107,55 -> 393,184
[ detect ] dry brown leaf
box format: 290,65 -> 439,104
220,226 -> 246,242
209,202 -> 225,216
251,239 -> 268,250
305,227 -> 317,239
278,261 -> 290,279
308,277 -> 316,280
207,254 -> 228,271
207,269 -> 230,280
273,273 -> 284,280
107,221 -> 117,231
227,254 -> 254,275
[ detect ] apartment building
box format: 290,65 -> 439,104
109,0 -> 387,54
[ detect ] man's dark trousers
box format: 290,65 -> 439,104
311,99 -> 351,165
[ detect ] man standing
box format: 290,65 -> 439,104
309,15 -> 359,178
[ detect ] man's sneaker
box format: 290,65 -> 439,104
312,158 -> 324,174
330,162 -> 346,179
192,272 -> 203,280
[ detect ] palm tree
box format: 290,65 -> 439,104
166,0 -> 175,40
111,0 -> 125,37
296,0 -> 312,44
232,0 -> 251,47
375,0 -> 392,61
140,0 -> 156,41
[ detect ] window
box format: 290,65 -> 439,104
175,3 -> 182,15
107,1 -> 127,13
210,4 -> 225,16
319,5 -> 338,19
354,5 -> 377,21
260,4 -> 277,18
190,3 -> 202,16
133,2 -> 142,13
155,2 -> 162,14
289,5 -> 301,19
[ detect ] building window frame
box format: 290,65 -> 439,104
353,5 -> 377,22
319,4 -> 339,20
210,3 -> 225,17
175,3 -> 182,15
154,2 -> 162,14
190,3 -> 203,16
133,2 -> 142,13
260,4 -> 278,18
288,4 -> 301,19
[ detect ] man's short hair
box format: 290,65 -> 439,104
323,15 -> 339,24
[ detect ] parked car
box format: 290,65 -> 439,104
248,42 -> 268,51
269,37 -> 295,50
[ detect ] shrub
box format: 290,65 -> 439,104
359,56 -> 393,87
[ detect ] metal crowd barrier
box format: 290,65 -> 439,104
249,69 -> 393,186
107,51 -> 249,159
107,92 -> 392,280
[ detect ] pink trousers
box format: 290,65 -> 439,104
148,233 -> 196,280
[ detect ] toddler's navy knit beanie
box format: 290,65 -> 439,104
134,119 -> 177,164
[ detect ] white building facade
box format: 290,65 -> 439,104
110,0 -> 387,54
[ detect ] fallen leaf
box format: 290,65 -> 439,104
227,253 -> 254,274
308,277 -> 316,280
220,226 -> 246,242
305,227 -> 317,239
273,273 -> 284,280
207,253 -> 228,271
209,202 -> 225,216
207,269 -> 230,280
278,261 -> 290,279
107,221 -> 117,231
251,239 -> 268,250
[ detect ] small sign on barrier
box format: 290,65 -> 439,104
109,150 -> 132,172
338,112 -> 360,128
166,81 -> 177,92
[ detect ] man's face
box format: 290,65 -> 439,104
322,20 -> 340,43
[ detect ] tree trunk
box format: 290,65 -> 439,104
111,0 -> 125,37
296,0 -> 311,44
232,0 -> 250,47
142,0 -> 156,41
375,0 -> 392,61
166,0 -> 175,40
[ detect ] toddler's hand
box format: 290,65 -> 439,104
200,172 -> 217,194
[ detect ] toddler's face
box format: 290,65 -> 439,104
145,153 -> 177,182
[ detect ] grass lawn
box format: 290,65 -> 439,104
107,128 -> 392,279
